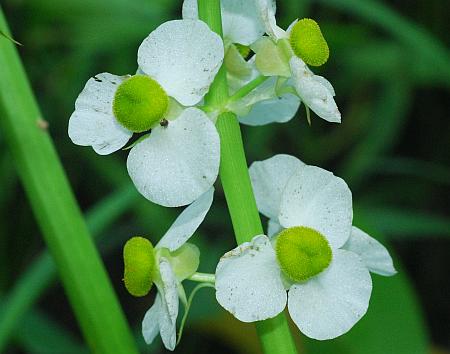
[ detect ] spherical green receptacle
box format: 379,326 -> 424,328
290,18 -> 330,67
123,236 -> 156,297
275,226 -> 332,282
113,75 -> 169,133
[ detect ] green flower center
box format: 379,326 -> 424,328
123,236 -> 156,297
113,75 -> 169,133
275,226 -> 332,282
289,18 -> 329,67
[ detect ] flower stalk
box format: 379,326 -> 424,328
197,1 -> 299,353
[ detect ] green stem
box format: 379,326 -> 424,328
0,9 -> 138,354
188,272 -> 215,283
176,283 -> 215,345
227,75 -> 269,105
197,1 -> 298,353
203,74 -> 269,115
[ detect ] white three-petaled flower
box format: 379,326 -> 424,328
215,155 -> 396,340
142,188 -> 213,351
68,20 -> 224,207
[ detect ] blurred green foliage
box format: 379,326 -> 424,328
0,0 -> 449,353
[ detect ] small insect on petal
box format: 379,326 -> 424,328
290,18 -> 329,67
123,236 -> 156,297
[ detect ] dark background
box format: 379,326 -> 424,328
1,0 -> 449,353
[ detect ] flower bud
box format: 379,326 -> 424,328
275,226 -> 332,282
113,75 -> 168,132
123,236 -> 156,297
290,18 -> 329,67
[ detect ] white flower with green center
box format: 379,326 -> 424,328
123,188 -> 213,351
238,0 -> 341,123
215,155 -> 396,339
184,0 -> 338,125
68,20 -> 224,207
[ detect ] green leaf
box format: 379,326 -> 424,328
0,29 -> 22,46
0,185 -> 139,350
0,10 -> 138,353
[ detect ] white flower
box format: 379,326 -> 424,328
68,20 -> 224,207
220,0 -> 341,123
140,188 -> 214,351
259,11 -> 340,122
215,155 -> 396,340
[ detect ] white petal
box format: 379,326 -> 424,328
157,188 -> 214,251
258,0 -> 286,39
181,0 -> 198,19
288,249 -> 372,340
239,92 -> 300,126
142,294 -> 162,345
138,20 -> 223,106
290,57 -> 341,123
312,75 -> 336,96
221,0 -> 270,45
249,154 -> 305,220
158,258 -> 179,350
159,258 -> 179,324
127,108 -> 220,207
279,165 -> 353,248
268,218 -> 283,238
343,227 -> 397,276
215,235 -> 287,322
68,73 -> 132,155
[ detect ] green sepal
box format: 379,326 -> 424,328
169,243 -> 200,281
225,44 -> 254,80
252,37 -> 291,78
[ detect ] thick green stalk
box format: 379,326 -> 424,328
197,1 -> 298,353
0,9 -> 138,354
0,186 -> 138,351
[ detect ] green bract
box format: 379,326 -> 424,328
113,75 -> 169,132
290,18 -> 329,67
123,237 -> 156,297
275,226 -> 332,282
